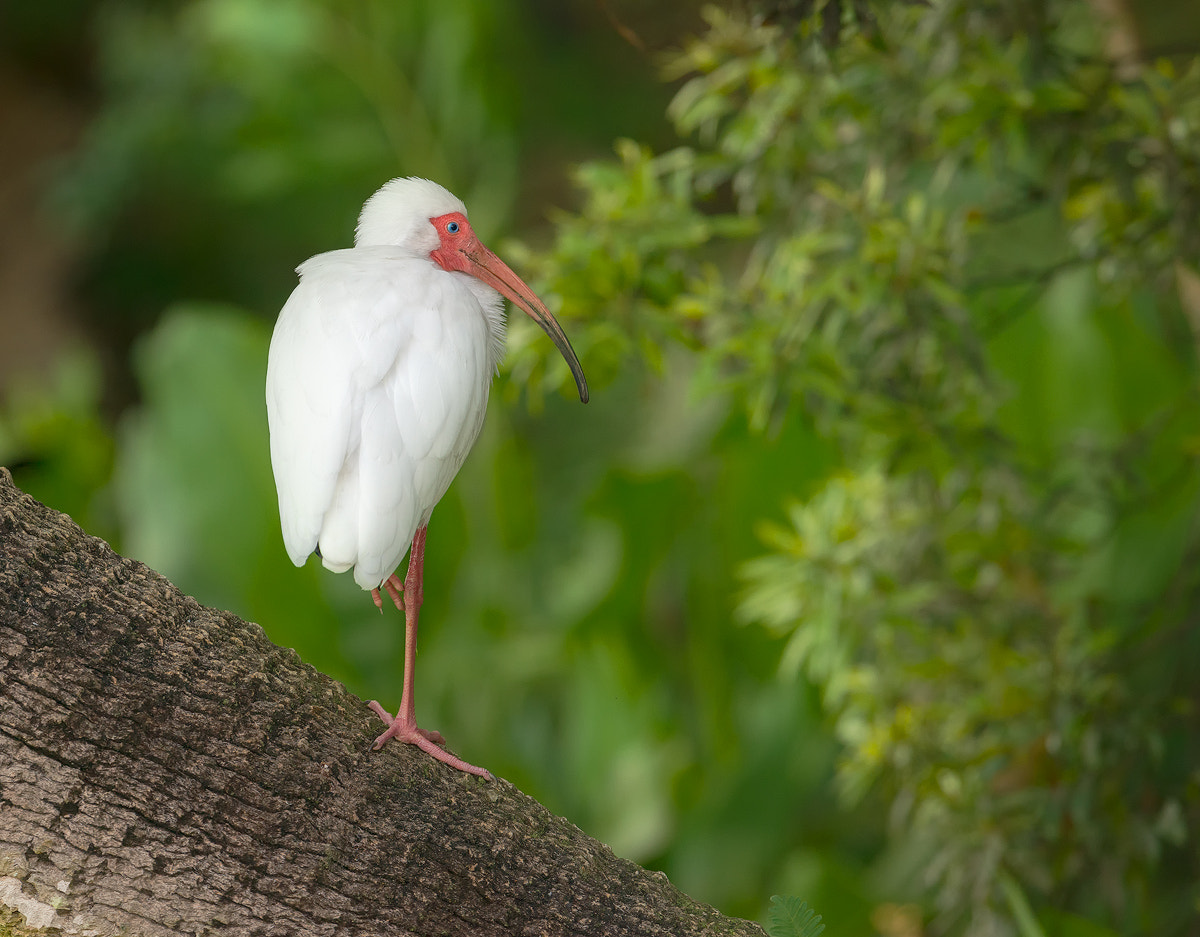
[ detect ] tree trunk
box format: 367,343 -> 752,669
0,469 -> 765,937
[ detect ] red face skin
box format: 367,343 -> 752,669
428,212 -> 588,404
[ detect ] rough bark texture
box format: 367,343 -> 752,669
0,470 -> 765,937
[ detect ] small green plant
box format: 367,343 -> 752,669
767,896 -> 825,937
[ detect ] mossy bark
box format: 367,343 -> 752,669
0,469 -> 765,937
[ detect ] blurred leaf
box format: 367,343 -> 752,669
0,350 -> 115,539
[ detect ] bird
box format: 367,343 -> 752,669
265,177 -> 588,777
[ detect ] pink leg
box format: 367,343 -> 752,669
368,526 -> 490,778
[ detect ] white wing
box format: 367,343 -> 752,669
266,246 -> 500,590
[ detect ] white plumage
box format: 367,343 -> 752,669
267,179 -> 509,590
267,248 -> 504,588
264,177 -> 586,776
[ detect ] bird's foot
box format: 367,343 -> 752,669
367,700 -> 491,778
370,575 -> 405,614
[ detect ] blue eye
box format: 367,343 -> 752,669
447,221 -> 459,234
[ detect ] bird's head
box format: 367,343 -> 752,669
356,177 -> 588,404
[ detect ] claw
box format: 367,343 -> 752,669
382,573 -> 404,612
368,700 -> 490,778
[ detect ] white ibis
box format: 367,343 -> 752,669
266,177 -> 587,777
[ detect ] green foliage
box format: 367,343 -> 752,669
511,1 -> 1200,934
51,0 -> 526,343
767,896 -> 826,937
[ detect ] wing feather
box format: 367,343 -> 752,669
266,261 -> 359,566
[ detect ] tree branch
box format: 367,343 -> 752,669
0,469 -> 764,937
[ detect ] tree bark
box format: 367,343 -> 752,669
0,469 -> 765,937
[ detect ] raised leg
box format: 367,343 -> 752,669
368,526 -> 490,778
371,573 -> 404,613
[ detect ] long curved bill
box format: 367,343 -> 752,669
461,239 -> 589,404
